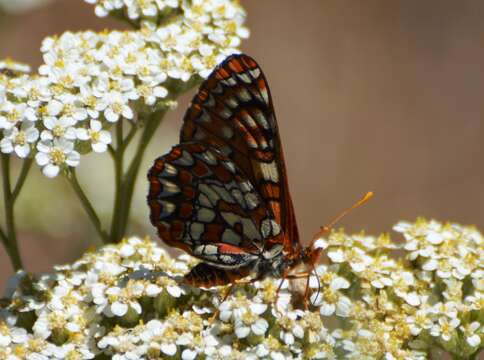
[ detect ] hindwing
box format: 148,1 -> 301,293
147,142 -> 283,269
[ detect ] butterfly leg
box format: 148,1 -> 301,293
283,271 -> 314,309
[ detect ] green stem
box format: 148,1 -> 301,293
115,108 -> 168,242
1,154 -> 23,270
122,122 -> 138,150
0,226 -> 8,246
110,121 -> 125,243
68,169 -> 109,244
12,157 -> 33,200
108,79 -> 200,243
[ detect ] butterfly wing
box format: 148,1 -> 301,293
180,54 -> 300,254
147,142 -> 283,273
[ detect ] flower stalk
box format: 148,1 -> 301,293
67,169 -> 109,244
1,154 -> 24,270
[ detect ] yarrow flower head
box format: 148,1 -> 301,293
0,0 -> 248,178
0,219 -> 481,358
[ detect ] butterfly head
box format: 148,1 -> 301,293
252,244 -> 295,280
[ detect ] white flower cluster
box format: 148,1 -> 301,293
316,218 -> 483,359
1,219 -> 482,359
0,0 -> 248,177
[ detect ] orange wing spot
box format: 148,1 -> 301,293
216,68 -> 231,79
227,59 -> 244,73
179,169 -> 193,184
149,200 -> 161,222
192,161 -> 210,177
269,200 -> 282,224
183,186 -> 196,199
170,221 -> 184,241
202,224 -> 224,242
198,89 -> 208,101
257,78 -> 267,90
168,147 -> 182,160
179,203 -> 193,219
233,118 -> 258,149
262,183 -> 280,199
148,179 -> 161,196
217,243 -> 247,255
241,56 -> 257,69
254,150 -> 274,161
152,159 -> 164,171
212,164 -> 232,182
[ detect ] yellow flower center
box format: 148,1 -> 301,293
28,338 -> 46,352
0,322 -> 9,336
52,125 -> 66,137
7,109 -> 20,123
48,312 -> 67,329
112,102 -> 124,115
14,131 -> 26,145
323,288 -> 338,304
89,130 -> 100,143
49,148 -> 66,165
63,104 -> 74,117
241,311 -> 257,326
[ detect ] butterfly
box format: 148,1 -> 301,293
147,54 -> 371,300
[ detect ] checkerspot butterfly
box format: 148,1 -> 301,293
147,54 -> 371,295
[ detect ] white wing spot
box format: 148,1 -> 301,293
236,72 -> 252,84
212,185 -> 235,203
222,161 -> 236,173
196,150 -> 218,165
245,192 -> 259,210
199,184 -> 220,203
220,107 -> 232,120
222,228 -> 241,245
249,68 -> 261,79
221,77 -> 237,86
159,200 -> 175,218
173,150 -> 194,166
221,212 -> 239,227
198,109 -> 211,124
260,161 -> 279,182
253,109 -> 270,130
212,83 -> 224,94
241,218 -> 261,241
160,179 -> 180,195
197,208 -> 216,222
241,112 -> 258,129
204,94 -> 216,107
221,126 -> 234,139
225,97 -> 239,109
236,88 -> 251,102
161,163 -> 178,177
198,193 -> 211,207
201,245 -> 219,256
190,222 -> 204,241
260,87 -> 269,105
261,219 -> 281,238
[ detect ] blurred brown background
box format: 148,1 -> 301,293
1,0 -> 484,287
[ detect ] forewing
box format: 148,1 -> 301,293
147,142 -> 282,268
180,54 -> 300,253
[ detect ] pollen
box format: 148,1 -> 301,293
49,148 -> 66,165
88,130 -> 101,143
14,131 -> 26,145
52,125 -> 66,137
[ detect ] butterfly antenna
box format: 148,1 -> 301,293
309,191 -> 374,248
